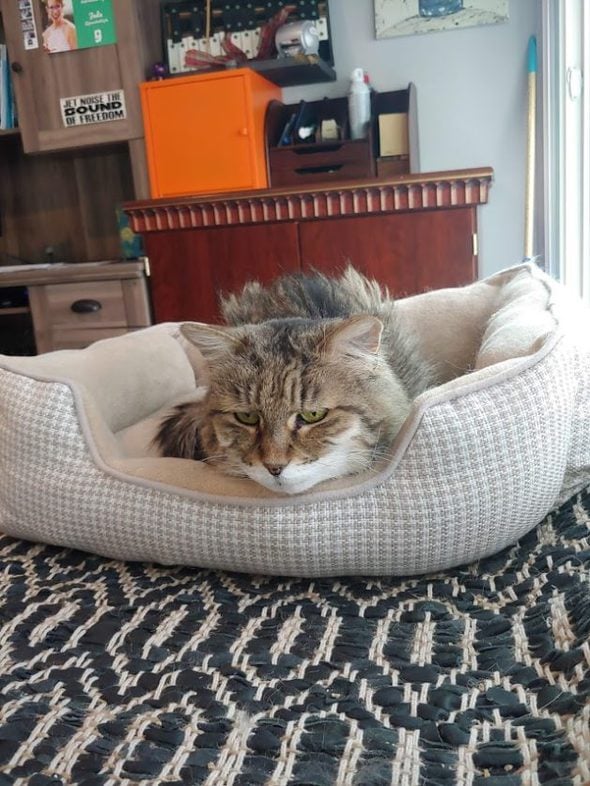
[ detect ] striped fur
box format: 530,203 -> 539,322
155,267 -> 438,494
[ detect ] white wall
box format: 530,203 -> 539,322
283,0 -> 540,278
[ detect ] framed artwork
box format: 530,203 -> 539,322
374,0 -> 509,39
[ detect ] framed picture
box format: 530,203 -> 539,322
375,0 -> 509,40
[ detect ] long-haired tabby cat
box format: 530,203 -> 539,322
155,267 -> 438,494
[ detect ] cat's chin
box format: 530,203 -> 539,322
240,452 -> 356,495
231,431 -> 372,494
245,470 -> 325,495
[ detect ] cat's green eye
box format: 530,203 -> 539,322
298,409 -> 328,424
234,411 -> 260,426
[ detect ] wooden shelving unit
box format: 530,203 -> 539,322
160,0 -> 335,87
265,85 -> 419,188
0,0 -> 161,267
0,306 -> 29,315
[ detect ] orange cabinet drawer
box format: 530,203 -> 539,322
140,69 -> 281,199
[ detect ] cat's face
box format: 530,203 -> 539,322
181,317 -> 411,494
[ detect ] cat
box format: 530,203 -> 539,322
155,267 -> 439,495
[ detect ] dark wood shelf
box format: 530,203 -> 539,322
0,306 -> 29,315
163,57 -> 337,88
248,56 -> 336,87
0,261 -> 147,288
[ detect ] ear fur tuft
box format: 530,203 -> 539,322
325,315 -> 383,358
180,322 -> 238,358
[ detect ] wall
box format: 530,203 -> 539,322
284,0 -> 540,279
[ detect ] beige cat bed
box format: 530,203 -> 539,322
0,263 -> 589,576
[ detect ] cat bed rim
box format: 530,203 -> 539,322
0,285 -> 564,509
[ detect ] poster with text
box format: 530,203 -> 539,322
60,90 -> 127,127
41,0 -> 116,54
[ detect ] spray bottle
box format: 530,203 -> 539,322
348,67 -> 371,140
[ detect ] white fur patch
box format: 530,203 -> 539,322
240,424 -> 366,494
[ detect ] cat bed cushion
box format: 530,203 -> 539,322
1,263 -> 589,576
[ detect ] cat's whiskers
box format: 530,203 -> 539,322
310,449 -> 373,474
343,445 -> 391,471
197,451 -> 229,465
367,427 -> 395,465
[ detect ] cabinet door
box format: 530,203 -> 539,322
141,72 -> 257,198
0,0 -> 160,153
299,209 -> 477,295
145,223 -> 301,324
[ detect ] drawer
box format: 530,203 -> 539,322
269,139 -> 375,187
43,280 -> 128,328
27,275 -> 151,354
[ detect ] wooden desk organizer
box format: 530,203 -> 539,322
265,84 -> 419,187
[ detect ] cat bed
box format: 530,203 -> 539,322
0,262 -> 589,576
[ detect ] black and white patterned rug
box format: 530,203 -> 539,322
0,488 -> 589,786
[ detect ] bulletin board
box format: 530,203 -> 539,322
160,0 -> 333,78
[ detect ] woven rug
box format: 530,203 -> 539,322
0,490 -> 589,786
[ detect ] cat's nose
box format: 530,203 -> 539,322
264,463 -> 285,477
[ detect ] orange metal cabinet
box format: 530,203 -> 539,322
140,69 -> 281,199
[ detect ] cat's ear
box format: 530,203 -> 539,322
325,316 -> 383,359
180,322 -> 239,359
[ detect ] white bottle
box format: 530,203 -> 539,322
348,67 -> 371,140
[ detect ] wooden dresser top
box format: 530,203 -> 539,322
0,260 -> 146,289
123,167 -> 494,234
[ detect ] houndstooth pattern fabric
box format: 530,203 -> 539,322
0,488 -> 588,785
0,329 -> 588,576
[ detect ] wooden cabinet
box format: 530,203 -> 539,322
0,261 -> 151,354
140,68 -> 281,199
124,169 -> 493,324
0,1 -> 159,272
0,0 -> 160,162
